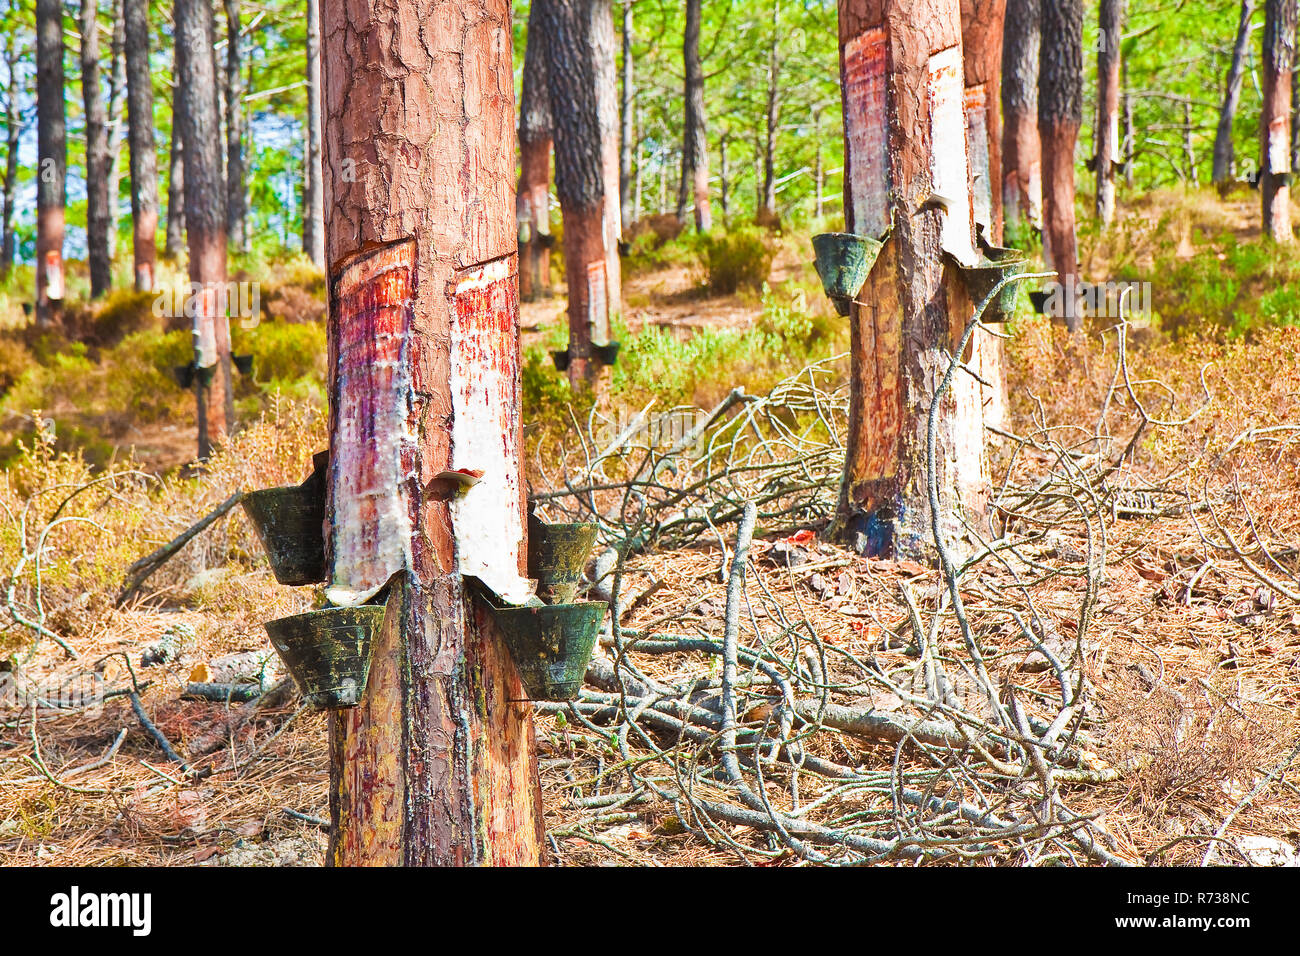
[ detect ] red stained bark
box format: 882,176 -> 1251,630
321,0 -> 542,866
1000,0 -> 1040,230
835,0 -> 992,560
1262,0 -> 1297,242
960,0 -> 1006,243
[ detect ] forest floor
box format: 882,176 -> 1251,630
2,190 -> 1300,866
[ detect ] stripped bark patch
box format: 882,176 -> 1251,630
586,260 -> 609,345
926,45 -> 977,266
44,250 -> 64,300
964,84 -> 991,234
843,28 -> 890,239
193,286 -> 219,368
327,239 -> 417,606
450,255 -> 530,604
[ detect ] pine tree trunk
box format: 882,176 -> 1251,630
81,0 -> 112,298
718,129 -> 729,221
35,0 -> 66,328
1094,0 -> 1124,225
538,0 -> 622,390
224,0 -> 248,254
302,0 -> 324,267
1214,1 -> 1257,185
1,22 -> 21,279
105,0 -> 126,263
677,0 -> 710,231
1000,0 -> 1040,231
175,0 -> 231,457
835,0 -> 993,560
125,0 -> 158,289
164,121 -> 185,259
1262,0 -> 1296,242
518,0 -> 553,302
1038,0 -> 1082,330
960,0 -> 1006,244
321,0 -> 543,867
619,0 -> 634,228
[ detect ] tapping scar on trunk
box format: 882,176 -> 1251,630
326,238 -> 418,608
843,28 -> 890,240
449,254 -> 533,606
926,45 -> 978,267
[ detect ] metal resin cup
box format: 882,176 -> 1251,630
527,515 -> 599,605
593,341 -> 621,366
241,479 -> 327,586
960,246 -> 1029,322
263,604 -> 385,709
490,601 -> 608,701
812,232 -> 884,316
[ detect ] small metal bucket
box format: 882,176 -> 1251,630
241,471 -> 327,586
263,604 -> 386,709
489,601 -> 608,701
528,515 -> 598,605
812,232 -> 884,316
960,247 -> 1029,322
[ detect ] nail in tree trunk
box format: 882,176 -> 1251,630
1094,0 -> 1124,225
1038,0 -> 1082,330
105,0 -> 126,262
518,0 -> 553,301
302,0 -> 324,267
538,0 -> 622,390
176,0 -> 231,458
35,0 -> 66,328
81,0 -> 112,298
1000,0 -> 1040,232
125,0 -> 158,289
224,0 -> 248,254
321,0 -> 543,866
960,0 -> 1006,244
619,0 -> 634,228
1215,2 -> 1258,186
1262,0 -> 1297,242
835,0 -> 993,560
676,0 -> 710,231
1,19 -> 21,280
759,1 -> 781,226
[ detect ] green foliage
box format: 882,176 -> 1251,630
698,227 -> 776,294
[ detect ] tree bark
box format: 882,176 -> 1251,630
302,0 -> 324,267
835,0 -> 993,560
1000,0 -> 1040,232
164,121 -> 185,259
224,0 -> 248,254
1262,0 -> 1296,242
1,18 -> 21,280
1214,2 -> 1257,186
518,0 -> 552,301
960,0 -> 1006,244
321,0 -> 543,867
80,0 -> 112,298
125,0 -> 158,289
105,0 -> 126,263
1038,0 -> 1082,330
538,0 -> 622,390
35,0 -> 66,328
1094,0 -> 1124,225
619,0 -> 634,228
676,0 -> 710,231
175,0 -> 231,457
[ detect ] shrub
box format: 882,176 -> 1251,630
698,228 -> 775,295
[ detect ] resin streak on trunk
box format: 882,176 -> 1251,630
327,242 -> 417,608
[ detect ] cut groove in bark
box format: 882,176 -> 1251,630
321,0 -> 542,866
